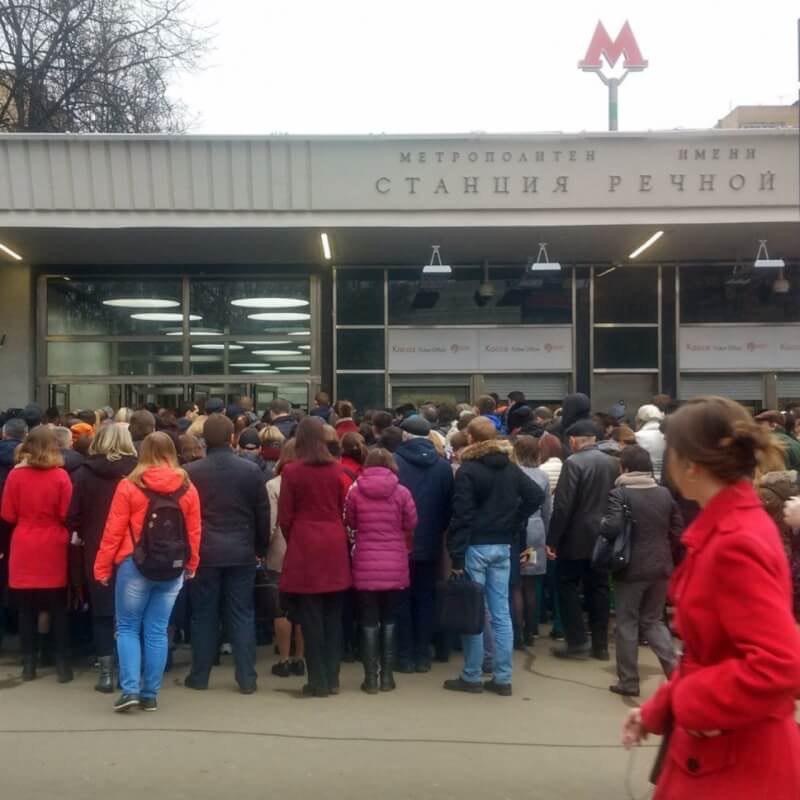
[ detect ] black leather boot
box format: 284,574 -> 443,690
22,654 -> 37,682
56,656 -> 73,684
360,626 -> 379,695
380,623 -> 397,692
95,655 -> 114,693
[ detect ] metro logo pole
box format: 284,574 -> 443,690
579,21 -> 648,131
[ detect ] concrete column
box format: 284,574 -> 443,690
0,262 -> 34,408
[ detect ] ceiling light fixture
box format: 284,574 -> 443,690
235,340 -> 292,346
321,232 -> 332,260
629,230 -> 664,259
229,362 -> 272,368
247,312 -> 311,321
191,344 -> 244,351
103,298 -> 180,309
165,328 -> 223,336
421,244 -> 453,289
240,369 -> 280,374
596,267 -> 617,278
288,330 -> 311,337
298,345 -> 311,351
753,239 -> 785,269
231,298 -> 309,308
278,366 -> 310,371
520,243 -> 561,289
132,313 -> 201,322
157,354 -> 221,363
251,349 -> 303,356
0,242 -> 23,261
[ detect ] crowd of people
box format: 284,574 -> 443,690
1,388 -> 800,794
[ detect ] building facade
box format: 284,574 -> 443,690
0,129 -> 797,414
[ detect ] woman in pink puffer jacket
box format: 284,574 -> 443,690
344,448 -> 417,695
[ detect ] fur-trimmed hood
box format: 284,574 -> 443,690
459,438 -> 514,468
758,470 -> 798,502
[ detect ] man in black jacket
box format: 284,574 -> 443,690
185,414 -> 270,694
444,418 -> 543,696
546,419 -> 620,660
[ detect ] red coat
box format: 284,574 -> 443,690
1,465 -> 72,589
94,466 -> 202,583
335,418 -> 359,440
641,481 -> 800,799
278,461 -> 352,595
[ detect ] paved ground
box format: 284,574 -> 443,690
0,637 -> 663,800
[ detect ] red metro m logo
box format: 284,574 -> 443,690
579,21 -> 648,73
578,21 -> 647,130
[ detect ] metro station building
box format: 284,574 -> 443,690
0,129 -> 797,414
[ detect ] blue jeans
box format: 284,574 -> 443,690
115,557 -> 184,698
461,545 -> 513,685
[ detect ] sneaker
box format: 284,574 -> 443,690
140,696 -> 158,712
113,694 -> 140,712
551,643 -> 591,660
271,660 -> 292,678
483,680 -> 512,697
609,683 -> 640,698
443,677 -> 483,694
290,659 -> 306,677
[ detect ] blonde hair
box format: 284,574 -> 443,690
127,432 -> 187,489
114,407 -> 134,424
188,415 -> 208,438
89,422 -> 137,461
17,427 -> 64,469
259,425 -> 286,446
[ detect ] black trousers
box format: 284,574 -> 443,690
357,590 -> 402,628
294,592 -> 343,694
15,588 -> 69,659
189,565 -> 257,690
557,558 -> 610,651
396,560 -> 437,665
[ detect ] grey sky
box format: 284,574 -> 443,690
173,0 -> 799,135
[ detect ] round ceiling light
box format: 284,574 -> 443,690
235,340 -> 292,346
231,298 -> 309,308
252,349 -> 303,356
288,331 -> 311,337
166,328 -> 223,336
132,313 -> 201,322
247,312 -> 311,322
230,362 -> 272,368
191,344 -> 244,351
103,298 -> 180,309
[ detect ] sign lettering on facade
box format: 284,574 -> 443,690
679,325 -> 800,371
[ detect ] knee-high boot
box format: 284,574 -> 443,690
360,626 -> 380,695
381,623 -> 397,692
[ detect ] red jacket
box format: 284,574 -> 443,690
345,466 -> 417,591
335,418 -> 359,440
1,465 -> 72,589
94,466 -> 202,583
641,481 -> 800,799
278,461 -> 351,594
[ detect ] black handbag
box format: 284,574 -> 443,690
435,574 -> 485,636
591,488 -> 634,574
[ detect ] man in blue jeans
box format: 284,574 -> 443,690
444,417 -> 543,696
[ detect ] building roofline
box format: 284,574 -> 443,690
0,128 -> 796,143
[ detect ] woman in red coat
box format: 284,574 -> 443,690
279,417 -> 352,698
622,397 -> 800,799
0,427 -> 73,683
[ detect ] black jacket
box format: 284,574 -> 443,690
61,448 -> 85,481
67,454 -> 138,608
186,446 -> 270,567
394,438 -> 454,562
547,444 -> 620,561
237,450 -> 274,482
271,415 -> 297,440
600,473 -> 684,583
448,439 -> 544,570
0,438 -> 22,497
548,393 -> 591,444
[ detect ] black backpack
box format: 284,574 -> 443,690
130,486 -> 190,581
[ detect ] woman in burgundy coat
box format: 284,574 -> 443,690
279,417 -> 352,698
345,449 -> 417,694
622,397 -> 800,799
1,427 -> 73,683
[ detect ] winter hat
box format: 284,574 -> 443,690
400,415 -> 432,437
566,419 -> 601,439
238,428 -> 261,450
608,401 -> 627,422
636,404 -> 665,425
205,398 -> 225,414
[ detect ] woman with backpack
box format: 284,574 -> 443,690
67,423 -> 138,693
278,418 -> 352,698
1,427 -> 74,684
344,448 -> 417,694
601,445 -> 683,697
95,432 -> 201,712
